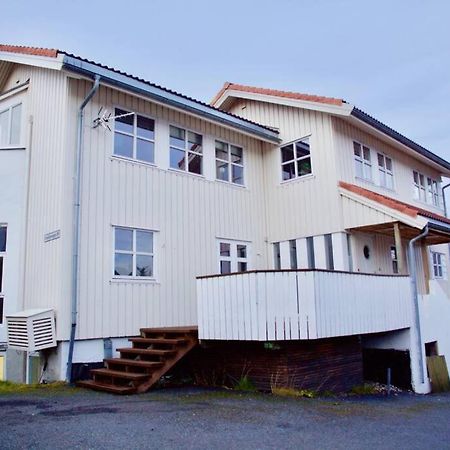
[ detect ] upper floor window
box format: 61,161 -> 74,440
215,140 -> 244,185
413,170 -> 442,207
378,153 -> 394,189
353,142 -> 372,181
114,108 -> 155,163
114,227 -> 154,279
431,251 -> 446,279
281,136 -> 312,181
0,103 -> 22,147
170,126 -> 202,175
218,240 -> 248,274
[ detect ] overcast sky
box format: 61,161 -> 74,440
1,0 -> 449,160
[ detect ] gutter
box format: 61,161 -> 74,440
61,55 -> 280,144
407,225 -> 429,387
66,74 -> 101,382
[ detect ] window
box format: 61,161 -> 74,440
378,153 -> 394,189
215,140 -> 244,185
413,170 -> 442,207
306,236 -> 315,269
114,227 -> 154,278
353,142 -> 372,181
431,251 -> 446,279
113,108 -> 155,163
0,226 -> 6,324
281,136 -> 312,181
390,246 -> 398,274
0,103 -> 22,147
289,240 -> 298,269
273,242 -> 281,270
324,234 -> 334,270
170,125 -> 202,175
218,240 -> 249,274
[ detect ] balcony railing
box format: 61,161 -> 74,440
196,269 -> 412,341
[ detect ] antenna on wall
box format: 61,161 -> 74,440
92,107 -> 135,131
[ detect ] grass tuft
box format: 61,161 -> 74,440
0,380 -> 70,395
234,375 -> 257,392
272,386 -> 317,398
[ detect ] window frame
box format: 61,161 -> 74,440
215,139 -> 245,186
0,225 -> 6,325
377,152 -> 394,190
112,226 -> 156,281
0,101 -> 23,149
217,239 -> 250,274
390,245 -> 399,274
169,124 -> 204,176
112,107 -> 156,165
413,170 -> 442,208
430,251 -> 446,280
280,135 -> 313,183
353,141 -> 372,182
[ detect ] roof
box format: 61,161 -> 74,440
0,44 -> 279,143
211,82 -> 344,107
339,181 -> 450,225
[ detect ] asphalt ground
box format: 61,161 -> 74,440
0,386 -> 449,449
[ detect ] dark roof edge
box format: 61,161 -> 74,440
61,54 -> 280,143
351,107 -> 450,172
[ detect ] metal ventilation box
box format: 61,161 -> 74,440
6,309 -> 56,352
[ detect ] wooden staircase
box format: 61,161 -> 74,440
76,326 -> 198,395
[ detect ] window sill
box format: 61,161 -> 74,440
0,146 -> 26,151
110,155 -> 157,168
110,277 -> 160,285
280,173 -> 315,185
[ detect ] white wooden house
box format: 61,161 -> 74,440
0,45 -> 449,394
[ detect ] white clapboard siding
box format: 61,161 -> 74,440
197,270 -> 412,341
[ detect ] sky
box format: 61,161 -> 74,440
1,0 -> 449,161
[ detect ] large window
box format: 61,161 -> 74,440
114,227 -> 154,278
431,251 -> 446,279
215,140 -> 244,185
170,125 -> 202,175
378,153 -> 394,189
0,103 -> 22,147
353,142 -> 372,181
114,108 -> 155,163
281,136 -> 312,181
413,170 -> 442,207
0,226 -> 6,324
218,240 -> 249,274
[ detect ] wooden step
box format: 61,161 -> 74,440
117,348 -> 176,356
104,358 -> 164,369
76,379 -> 136,395
91,368 -> 149,381
129,337 -> 187,345
140,326 -> 198,334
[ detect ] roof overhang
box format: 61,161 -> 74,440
61,55 -> 280,144
0,50 -> 63,71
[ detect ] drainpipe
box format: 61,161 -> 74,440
66,75 -> 101,383
442,182 -> 450,218
407,225 -> 429,392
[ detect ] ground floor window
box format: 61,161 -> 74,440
390,246 -> 399,274
0,225 -> 6,324
218,239 -> 249,274
114,226 -> 155,278
431,251 -> 446,279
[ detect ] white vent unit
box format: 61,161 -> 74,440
6,309 -> 56,352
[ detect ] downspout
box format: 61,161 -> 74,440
442,182 -> 450,218
66,75 -> 101,382
407,225 -> 429,388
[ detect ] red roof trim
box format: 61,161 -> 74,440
0,44 -> 58,58
211,82 -> 344,107
339,181 -> 450,225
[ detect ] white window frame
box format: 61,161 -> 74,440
280,135 -> 312,182
0,101 -> 22,149
169,124 -> 203,176
113,107 -> 156,164
113,226 -> 156,280
217,239 -> 250,274
413,170 -> 442,208
430,251 -> 446,280
0,225 -> 6,325
353,141 -> 372,182
215,140 -> 245,186
377,153 -> 394,190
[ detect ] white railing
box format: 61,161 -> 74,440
196,270 -> 412,341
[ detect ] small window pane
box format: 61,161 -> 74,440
378,153 -> 384,167
238,262 -> 247,272
115,109 -> 134,134
230,145 -> 243,164
216,160 -> 229,181
136,255 -> 153,277
188,153 -> 202,174
355,159 -> 363,178
290,240 -> 297,269
215,141 -> 228,160
0,110 -> 8,146
353,142 -> 361,157
282,162 -> 295,180
0,257 -> 3,292
232,165 -> 244,185
114,253 -> 133,276
363,146 -> 371,161
114,133 -> 133,158
169,126 -> 185,148
0,227 -> 6,252
10,104 -> 22,145
115,228 -> 133,251
136,139 -> 154,163
220,243 -> 231,257
188,131 -> 202,148
220,260 -> 231,274
136,116 -> 155,140
136,230 -> 153,253
297,158 -> 312,177
281,144 -> 294,162
170,147 -> 186,170
237,245 -> 247,258
386,157 -> 392,171
295,139 -> 310,158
